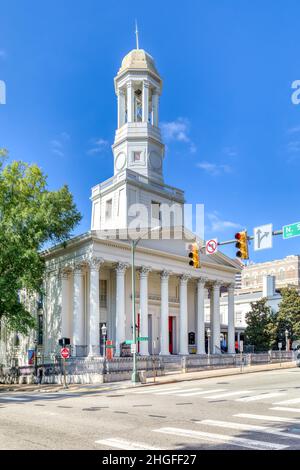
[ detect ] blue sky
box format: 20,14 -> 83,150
1,0 -> 300,263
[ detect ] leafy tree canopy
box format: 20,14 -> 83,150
244,298 -> 276,351
276,287 -> 300,345
0,150 -> 81,333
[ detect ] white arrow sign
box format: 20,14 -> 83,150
253,224 -> 273,251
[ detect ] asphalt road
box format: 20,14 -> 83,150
1,368 -> 300,450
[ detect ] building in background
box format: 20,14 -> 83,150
236,255 -> 300,293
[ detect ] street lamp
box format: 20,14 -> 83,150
101,324 -> 107,358
207,328 -> 211,356
131,225 -> 161,384
285,329 -> 289,352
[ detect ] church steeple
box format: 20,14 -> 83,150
112,47 -> 164,182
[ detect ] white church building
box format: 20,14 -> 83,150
0,45 -> 241,367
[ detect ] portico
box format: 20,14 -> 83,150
45,236 -> 238,361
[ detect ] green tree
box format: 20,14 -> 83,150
0,152 -> 81,333
275,287 -> 300,347
244,298 -> 276,351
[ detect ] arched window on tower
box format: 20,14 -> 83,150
134,88 -> 143,122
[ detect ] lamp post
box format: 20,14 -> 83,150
285,329 -> 289,352
131,225 -> 161,384
207,328 -> 211,356
101,324 -> 107,358
34,339 -> 38,380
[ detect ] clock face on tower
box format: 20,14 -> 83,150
115,152 -> 126,172
149,151 -> 162,170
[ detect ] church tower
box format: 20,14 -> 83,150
91,41 -> 185,232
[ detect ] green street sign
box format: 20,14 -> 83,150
106,345 -> 114,349
283,222 -> 300,239
125,340 -> 134,345
137,337 -> 149,341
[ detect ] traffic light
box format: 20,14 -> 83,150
235,231 -> 249,260
188,243 -> 200,268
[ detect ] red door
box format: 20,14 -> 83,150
168,316 -> 173,354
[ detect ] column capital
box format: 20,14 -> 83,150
160,269 -> 171,280
115,262 -> 129,275
139,266 -> 152,278
73,261 -> 86,276
89,256 -> 104,272
179,273 -> 191,283
197,276 -> 209,287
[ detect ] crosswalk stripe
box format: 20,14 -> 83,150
95,438 -> 161,450
176,389 -> 226,397
0,397 -> 28,401
155,388 -> 202,396
153,427 -> 288,450
204,390 -> 251,399
273,397 -> 300,405
134,386 -> 182,394
199,419 -> 300,440
236,392 -> 286,402
271,407 -> 300,413
235,413 -> 299,423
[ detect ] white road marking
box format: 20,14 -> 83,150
134,386 -> 183,394
271,407 -> 300,413
155,387 -> 203,396
235,413 -> 299,423
205,390 -> 251,399
153,427 -> 288,450
199,419 -> 300,440
236,392 -> 286,402
176,389 -> 226,397
95,438 -> 161,450
273,397 -> 300,405
0,397 -> 28,401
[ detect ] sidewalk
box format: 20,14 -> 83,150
144,360 -> 297,385
0,361 -> 297,394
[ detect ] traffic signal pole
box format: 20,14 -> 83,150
200,229 -> 283,250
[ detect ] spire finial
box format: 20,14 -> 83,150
135,20 -> 139,50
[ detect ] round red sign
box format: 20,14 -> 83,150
60,347 -> 70,359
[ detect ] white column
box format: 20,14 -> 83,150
212,282 -> 221,354
139,266 -> 151,356
142,81 -> 149,123
72,263 -> 85,356
115,263 -> 127,356
88,257 -> 103,356
196,278 -> 206,355
61,270 -> 70,338
118,89 -> 126,128
227,284 -> 235,354
152,90 -> 159,126
179,274 -> 189,355
126,81 -> 134,123
160,270 -> 170,355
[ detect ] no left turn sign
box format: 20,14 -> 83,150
205,238 -> 218,255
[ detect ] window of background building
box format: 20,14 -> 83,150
100,280 -> 107,308
133,151 -> 142,162
151,201 -> 161,222
105,199 -> 112,220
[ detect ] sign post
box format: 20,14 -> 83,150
278,342 -> 282,367
60,347 -> 70,389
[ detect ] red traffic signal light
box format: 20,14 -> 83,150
235,231 -> 249,260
